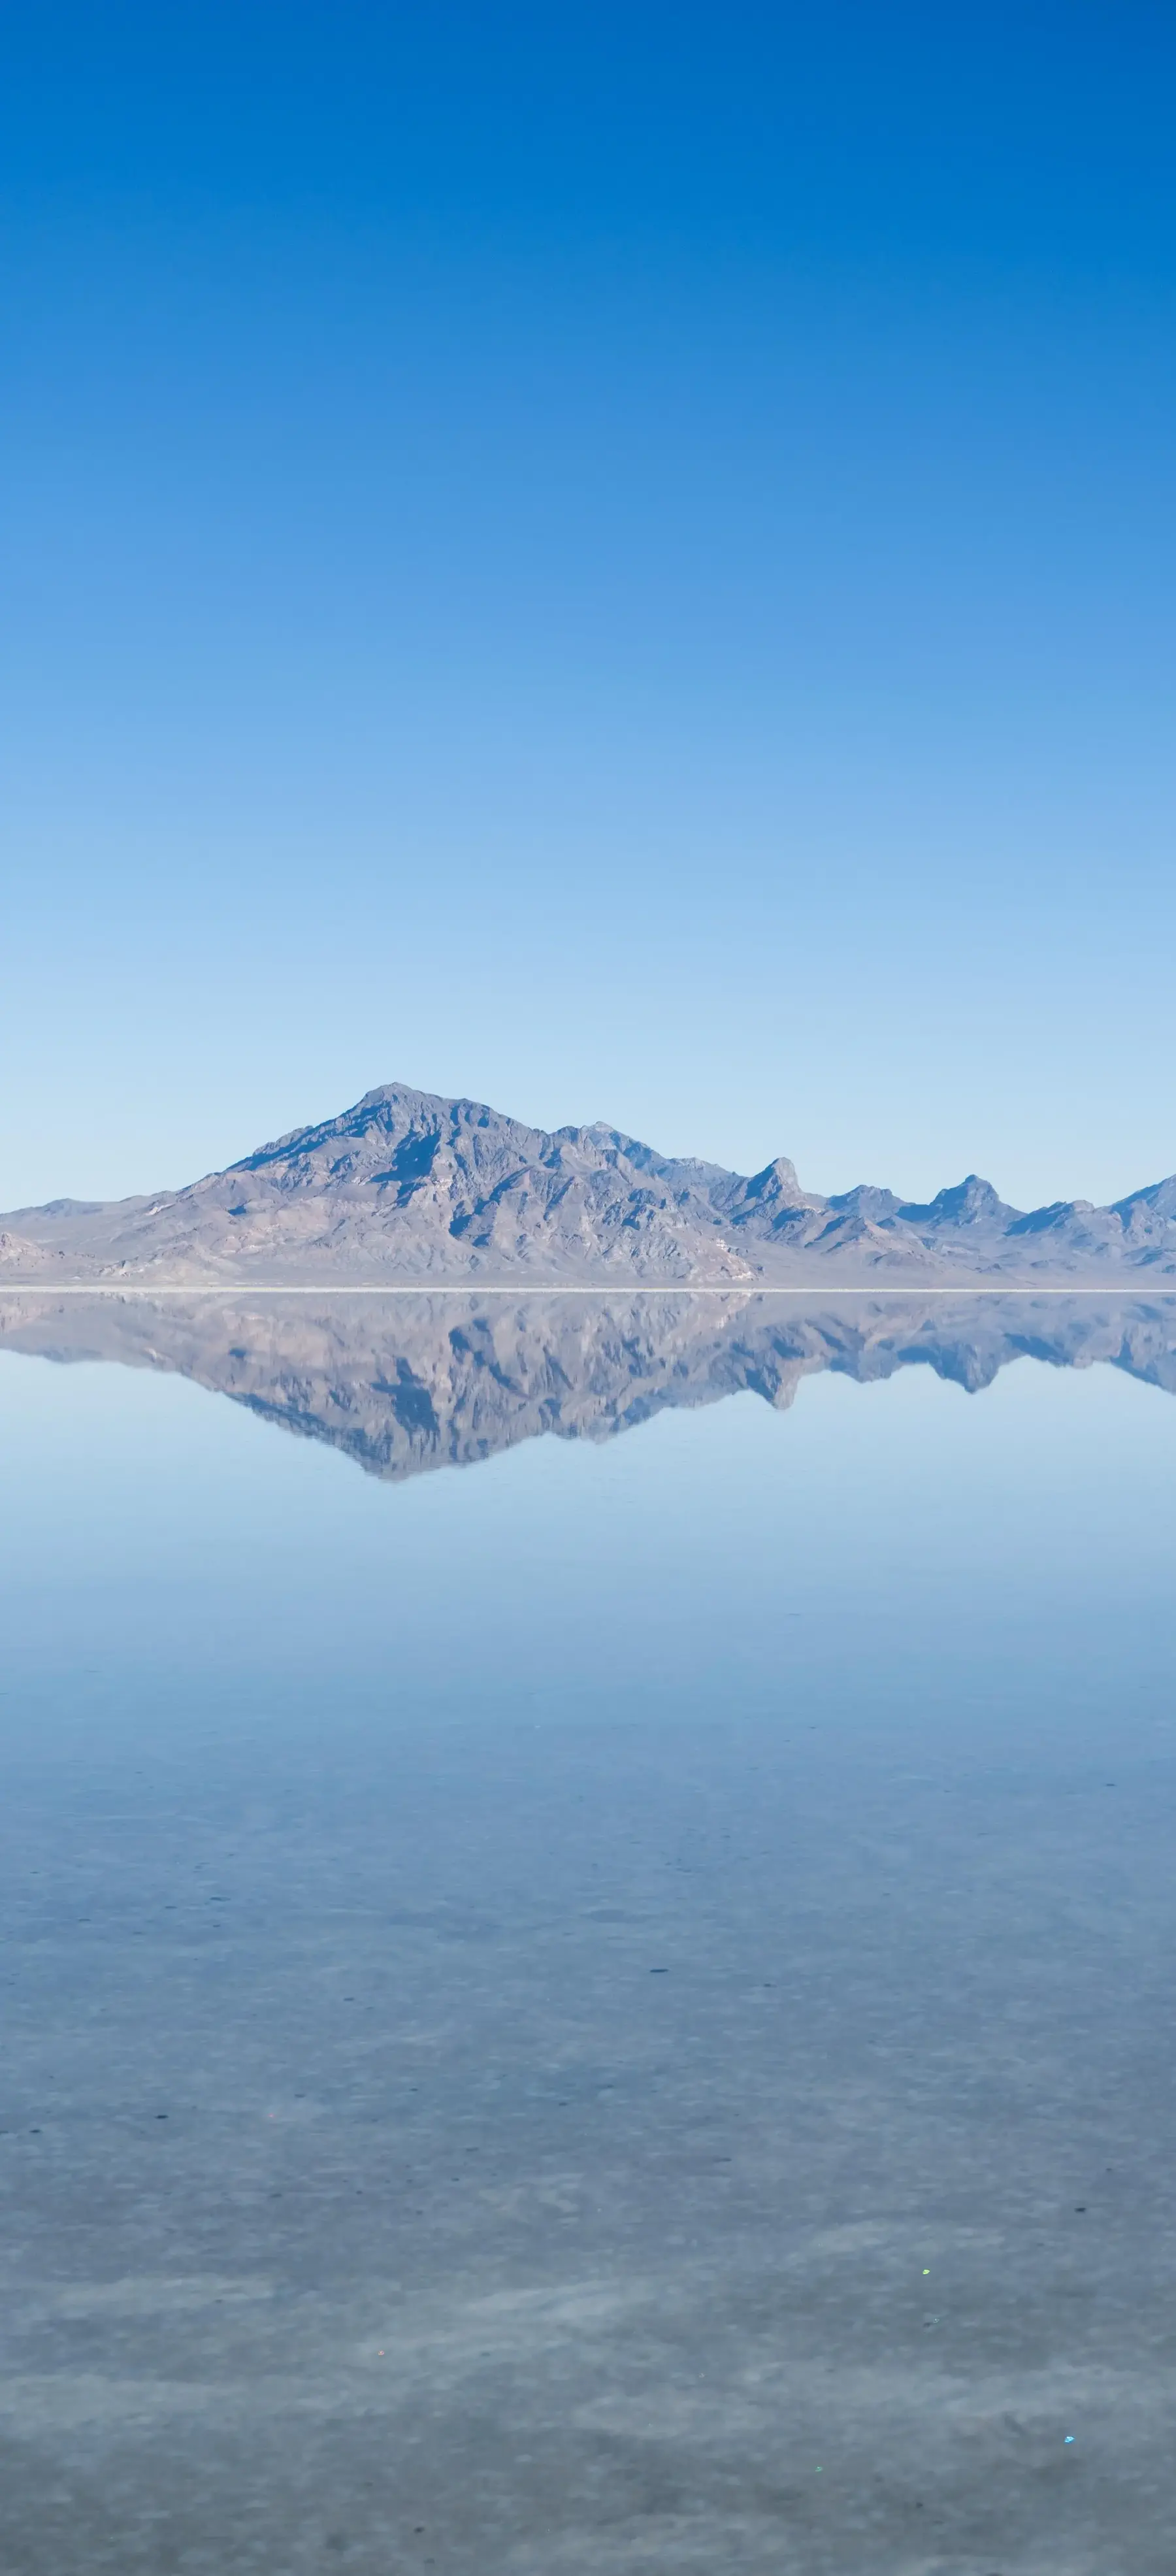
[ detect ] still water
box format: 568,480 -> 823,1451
1,1296 -> 1174,2574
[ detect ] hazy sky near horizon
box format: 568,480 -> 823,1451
3,2 -> 1175,1211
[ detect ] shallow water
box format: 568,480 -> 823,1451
1,1298 -> 1174,2573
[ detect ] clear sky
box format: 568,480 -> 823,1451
3,1 -> 1174,1212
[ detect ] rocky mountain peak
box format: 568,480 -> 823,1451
3,1083 -> 1175,1288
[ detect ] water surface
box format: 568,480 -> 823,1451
1,1296 -> 1174,2573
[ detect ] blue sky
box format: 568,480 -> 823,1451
3,2 -> 1174,1210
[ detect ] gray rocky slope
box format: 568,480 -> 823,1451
3,1081 -> 1175,1285
2,1289 -> 1173,1485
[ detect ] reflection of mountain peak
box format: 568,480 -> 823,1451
3,1291 -> 1173,1486
5,1082 -> 1176,1285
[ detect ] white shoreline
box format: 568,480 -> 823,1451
2,1283 -> 1175,1301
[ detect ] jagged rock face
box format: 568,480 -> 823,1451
3,1088 -> 757,1287
898,1177 -> 1020,1230
0,1232 -> 50,1270
2,1290 -> 1173,1485
3,1082 -> 1175,1285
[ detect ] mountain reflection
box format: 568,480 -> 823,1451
3,1291 -> 1175,1483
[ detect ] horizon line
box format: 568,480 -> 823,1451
3,1284 -> 1175,1303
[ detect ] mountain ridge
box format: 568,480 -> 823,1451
3,1080 -> 1175,1286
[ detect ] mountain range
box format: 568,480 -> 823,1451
1,1290 -> 1173,1483
3,1081 -> 1175,1286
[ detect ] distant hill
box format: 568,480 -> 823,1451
3,1082 -> 1175,1286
